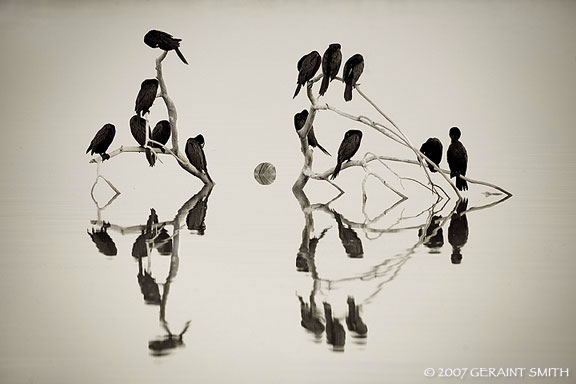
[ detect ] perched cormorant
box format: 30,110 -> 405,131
151,120 -> 171,152
144,30 -> 188,65
132,231 -> 148,258
86,123 -> 115,160
185,135 -> 212,181
293,51 -> 321,99
324,302 -> 345,351
418,215 -> 444,251
420,137 -> 443,172
333,210 -> 363,258
294,109 -> 331,156
129,115 -> 147,147
447,127 -> 468,191
319,43 -> 342,96
298,295 -> 325,336
135,79 -> 159,117
154,228 -> 173,256
448,199 -> 469,264
331,129 -> 363,179
342,54 -> 364,102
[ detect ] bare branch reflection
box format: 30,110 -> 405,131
87,180 -> 213,357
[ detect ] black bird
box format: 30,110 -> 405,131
447,127 -> 468,191
151,120 -> 171,152
154,228 -> 173,256
342,54 -> 364,102
185,135 -> 212,182
132,230 -> 149,259
298,295 -> 325,336
137,257 -> 161,305
293,51 -> 321,99
420,137 -> 443,172
87,224 -> 117,256
135,79 -> 159,117
333,210 -> 363,258
144,30 -> 188,65
129,115 -> 147,146
86,123 -> 115,161
319,43 -> 342,96
294,109 -> 331,156
448,199 -> 469,264
331,129 -> 362,179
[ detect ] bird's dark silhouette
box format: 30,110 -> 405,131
137,257 -> 161,305
298,295 -> 325,336
132,230 -> 148,259
333,210 -> 363,258
135,79 -> 159,117
151,120 -> 171,152
420,137 -> 443,172
294,109 -> 331,156
185,135 -> 212,182
342,54 -> 364,101
86,123 -> 115,161
447,127 -> 468,191
296,227 -> 330,272
324,302 -> 345,351
186,197 -> 208,235
293,51 -> 321,98
418,215 -> 444,251
448,199 -> 469,264
346,297 -> 368,336
319,43 -> 342,96
144,30 -> 188,65
331,129 -> 362,179
87,224 -> 117,256
154,228 -> 173,255
130,115 -> 148,147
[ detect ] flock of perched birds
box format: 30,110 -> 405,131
86,30 -> 210,179
293,43 -> 468,191
87,33 -> 469,191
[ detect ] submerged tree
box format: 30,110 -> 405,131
87,30 -> 214,186
292,44 -> 511,203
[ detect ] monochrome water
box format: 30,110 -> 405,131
0,1 -> 574,383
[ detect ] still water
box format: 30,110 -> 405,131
0,1 -> 575,383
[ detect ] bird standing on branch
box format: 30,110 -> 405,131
135,79 -> 159,117
319,43 -> 342,96
294,109 -> 331,156
342,54 -> 364,102
185,135 -> 212,182
447,127 -> 468,191
86,123 -> 115,161
129,115 -> 148,147
293,51 -> 321,99
151,120 -> 171,152
419,137 -> 443,172
144,30 -> 189,65
331,129 -> 363,179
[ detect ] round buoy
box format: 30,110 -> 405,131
254,162 -> 276,185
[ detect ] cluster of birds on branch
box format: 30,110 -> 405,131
86,30 -> 211,181
293,43 -> 468,190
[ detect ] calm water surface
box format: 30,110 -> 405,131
0,1 -> 575,383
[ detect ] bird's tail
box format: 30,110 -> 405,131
175,48 -> 188,65
428,163 -> 437,173
344,83 -> 353,101
456,175 -> 468,191
86,145 -> 91,154
146,148 -> 156,167
316,143 -> 331,157
319,75 -> 330,96
331,161 -> 342,180
293,84 -> 302,99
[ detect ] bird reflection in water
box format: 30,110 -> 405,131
449,199 -> 469,264
324,302 -> 345,352
186,193 -> 210,235
298,294 -> 325,339
296,227 -> 330,272
333,209 -> 364,258
87,222 -> 117,256
418,215 -> 444,253
346,297 -> 367,338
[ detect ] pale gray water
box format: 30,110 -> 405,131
0,1 -> 575,383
